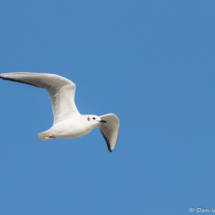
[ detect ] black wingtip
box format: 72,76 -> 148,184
0,76 -> 38,87
108,146 -> 113,152
101,131 -> 113,152
108,147 -> 113,152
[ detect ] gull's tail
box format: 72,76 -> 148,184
37,130 -> 51,140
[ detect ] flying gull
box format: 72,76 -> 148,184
0,72 -> 120,152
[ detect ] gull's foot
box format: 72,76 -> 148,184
45,134 -> 55,140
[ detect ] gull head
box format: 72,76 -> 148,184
87,115 -> 107,127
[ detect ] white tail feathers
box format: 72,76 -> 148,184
37,131 -> 50,140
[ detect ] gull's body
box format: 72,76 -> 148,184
0,72 -> 120,152
42,116 -> 94,139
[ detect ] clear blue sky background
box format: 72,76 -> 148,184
0,0 -> 215,214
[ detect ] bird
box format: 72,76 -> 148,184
0,72 -> 120,152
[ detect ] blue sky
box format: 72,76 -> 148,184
0,0 -> 215,214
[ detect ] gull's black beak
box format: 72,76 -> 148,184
100,120 -> 107,123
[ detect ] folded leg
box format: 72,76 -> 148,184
44,134 -> 55,140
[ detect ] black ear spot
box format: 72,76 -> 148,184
87,117 -> 90,121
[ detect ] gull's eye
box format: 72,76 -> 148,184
93,117 -> 96,120
87,117 -> 90,121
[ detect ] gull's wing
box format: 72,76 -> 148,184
98,113 -> 120,152
0,72 -> 80,124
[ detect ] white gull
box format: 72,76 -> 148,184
0,72 -> 120,152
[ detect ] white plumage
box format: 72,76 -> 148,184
0,72 -> 120,152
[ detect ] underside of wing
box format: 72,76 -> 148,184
98,113 -> 120,152
0,72 -> 80,124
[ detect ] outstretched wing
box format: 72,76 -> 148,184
0,72 -> 80,124
98,113 -> 120,152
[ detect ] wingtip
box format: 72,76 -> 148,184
0,73 -> 7,78
108,148 -> 113,152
